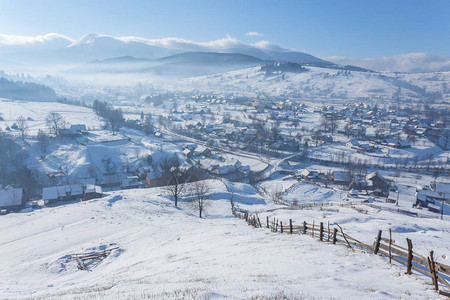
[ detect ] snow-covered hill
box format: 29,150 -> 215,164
176,66 -> 417,100
0,99 -> 181,185
0,182 -> 444,299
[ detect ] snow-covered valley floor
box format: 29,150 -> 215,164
0,181 -> 446,299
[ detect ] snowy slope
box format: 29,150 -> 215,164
0,99 -> 102,135
176,66 -> 417,99
0,99 -> 183,183
0,181 -> 446,299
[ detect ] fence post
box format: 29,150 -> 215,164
327,221 -> 330,242
319,222 -> 324,241
267,216 -> 269,229
406,238 -> 413,275
428,250 -> 439,291
280,221 -> 283,233
303,221 -> 307,234
312,221 -> 315,237
332,228 -> 338,244
289,219 -> 293,234
374,230 -> 382,255
389,228 -> 392,264
275,220 -> 278,232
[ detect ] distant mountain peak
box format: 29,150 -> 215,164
70,33 -> 102,46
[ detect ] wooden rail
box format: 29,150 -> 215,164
233,207 -> 450,295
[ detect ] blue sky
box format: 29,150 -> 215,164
0,0 -> 449,57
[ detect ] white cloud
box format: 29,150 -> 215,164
245,31 -> 264,37
252,40 -> 285,51
118,34 -> 244,50
323,53 -> 450,72
0,33 -> 73,46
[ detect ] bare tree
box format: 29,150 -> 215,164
192,180 -> 210,218
164,167 -> 186,207
16,116 -> 29,141
160,155 -> 186,207
321,114 -> 340,135
37,129 -> 49,152
134,147 -> 141,159
46,112 -> 66,138
272,187 -> 283,204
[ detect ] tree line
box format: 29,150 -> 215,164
0,77 -> 57,102
93,100 -> 125,134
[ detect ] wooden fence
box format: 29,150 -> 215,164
269,200 -> 445,220
232,208 -> 450,297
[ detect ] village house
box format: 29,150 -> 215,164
346,139 -> 360,149
416,182 -> 449,209
382,138 -> 411,149
121,176 -> 142,189
350,171 -> 390,194
331,171 -> 351,186
58,124 -> 87,138
42,184 -> 84,204
182,148 -> 194,160
84,184 -> 103,200
43,183 -> 102,203
0,186 -> 24,212
298,169 -> 321,181
101,174 -> 121,188
365,172 -> 390,192
136,166 -> 151,179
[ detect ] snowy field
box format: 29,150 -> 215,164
0,99 -> 103,135
0,180 -> 448,299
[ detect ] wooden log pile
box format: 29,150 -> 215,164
67,247 -> 119,270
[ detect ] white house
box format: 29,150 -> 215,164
42,184 -> 84,203
0,186 -> 23,209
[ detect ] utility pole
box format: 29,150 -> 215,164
441,193 -> 445,220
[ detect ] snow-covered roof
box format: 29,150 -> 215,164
43,184 -> 84,200
366,171 -> 385,181
435,182 -> 450,195
0,186 -> 23,207
300,169 -> 311,177
332,171 -> 351,182
418,188 -> 445,200
427,204 -> 440,211
71,124 -> 87,132
85,184 -> 102,194
42,187 -> 58,201
70,184 -> 84,196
